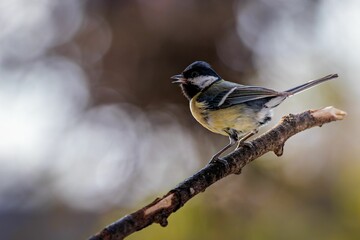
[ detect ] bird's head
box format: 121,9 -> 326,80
171,61 -> 221,100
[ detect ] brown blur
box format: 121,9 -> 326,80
1,1 -> 359,240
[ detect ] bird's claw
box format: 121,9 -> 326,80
208,157 -> 230,170
236,141 -> 254,150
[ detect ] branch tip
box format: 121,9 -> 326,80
311,106 -> 347,120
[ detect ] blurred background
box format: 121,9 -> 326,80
0,0 -> 358,239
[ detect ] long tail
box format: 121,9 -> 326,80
285,74 -> 338,95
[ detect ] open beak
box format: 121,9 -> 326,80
170,74 -> 186,84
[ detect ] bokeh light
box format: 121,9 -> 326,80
0,0 -> 358,239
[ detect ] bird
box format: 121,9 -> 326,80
171,61 -> 338,164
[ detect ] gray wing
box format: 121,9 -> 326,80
200,82 -> 287,109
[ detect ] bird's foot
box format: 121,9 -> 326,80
236,141 -> 254,150
235,129 -> 258,149
208,156 -> 229,169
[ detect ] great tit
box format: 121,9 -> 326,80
171,61 -> 338,164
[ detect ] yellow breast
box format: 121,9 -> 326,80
190,95 -> 258,137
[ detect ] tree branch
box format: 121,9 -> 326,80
89,106 -> 346,240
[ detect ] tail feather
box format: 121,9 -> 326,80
285,74 -> 338,95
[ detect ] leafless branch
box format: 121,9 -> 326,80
89,106 -> 346,240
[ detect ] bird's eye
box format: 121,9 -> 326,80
191,71 -> 199,78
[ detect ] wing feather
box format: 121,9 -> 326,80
204,85 -> 286,109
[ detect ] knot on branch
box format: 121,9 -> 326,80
274,144 -> 284,156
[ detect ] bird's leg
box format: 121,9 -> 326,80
208,135 -> 237,165
236,129 -> 258,149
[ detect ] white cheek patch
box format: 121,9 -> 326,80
189,76 -> 218,89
